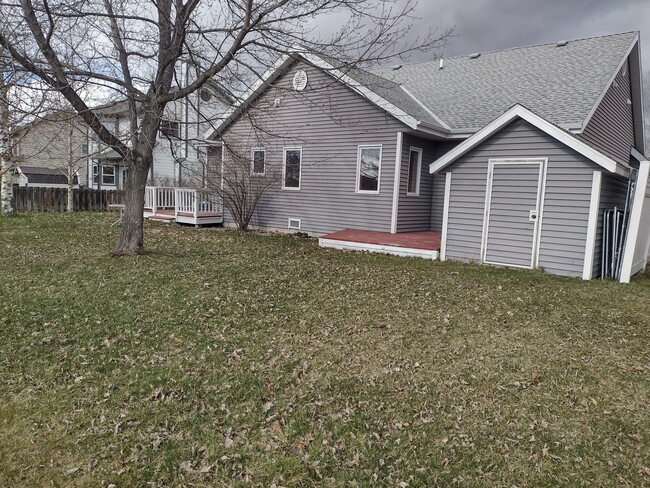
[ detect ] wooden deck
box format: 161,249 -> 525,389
143,187 -> 223,226
319,229 -> 441,259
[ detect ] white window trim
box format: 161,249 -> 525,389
102,165 -> 116,186
251,148 -> 266,176
406,147 -> 423,196
282,147 -> 302,190
356,144 -> 382,194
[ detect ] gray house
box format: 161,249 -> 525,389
208,32 -> 649,281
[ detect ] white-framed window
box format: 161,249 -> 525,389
102,165 -> 115,185
356,145 -> 382,193
283,147 -> 302,190
251,149 -> 266,175
92,164 -> 99,184
407,147 -> 422,196
159,119 -> 180,138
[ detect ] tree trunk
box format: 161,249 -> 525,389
0,56 -> 14,217
66,119 -> 74,211
0,156 -> 15,216
113,155 -> 150,255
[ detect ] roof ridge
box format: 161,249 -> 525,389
373,31 -> 638,71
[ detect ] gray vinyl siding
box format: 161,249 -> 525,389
430,174 -> 446,232
579,58 -> 635,164
444,121 -> 600,278
221,61 -> 407,235
593,174 -> 630,277
396,134 -> 437,232
430,141 -> 459,232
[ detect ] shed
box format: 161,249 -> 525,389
429,105 -> 633,279
16,166 -> 79,188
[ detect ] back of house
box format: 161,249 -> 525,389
209,32 -> 648,281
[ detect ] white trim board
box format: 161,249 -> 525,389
319,238 -> 439,260
619,160 -> 650,283
429,104 -> 627,177
390,132 -> 403,234
582,171 -> 603,280
440,172 -> 452,261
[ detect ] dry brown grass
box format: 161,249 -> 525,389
1,213 -> 649,487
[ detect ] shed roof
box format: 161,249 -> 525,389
372,32 -> 638,131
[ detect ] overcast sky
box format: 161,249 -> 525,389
325,0 -> 650,71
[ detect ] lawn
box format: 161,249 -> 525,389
1,213 -> 649,487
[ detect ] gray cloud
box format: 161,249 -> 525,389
312,0 -> 649,70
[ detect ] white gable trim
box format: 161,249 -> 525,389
429,104 -> 626,176
300,52 -> 420,130
204,54 -> 292,139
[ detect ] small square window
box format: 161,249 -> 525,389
159,119 -> 180,138
252,149 -> 266,175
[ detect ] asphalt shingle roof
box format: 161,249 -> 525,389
317,53 -> 447,130
371,32 -> 638,131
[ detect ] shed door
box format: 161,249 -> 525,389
483,160 -> 545,269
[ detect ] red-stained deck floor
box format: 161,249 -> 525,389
322,228 -> 441,251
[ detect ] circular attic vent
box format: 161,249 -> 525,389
292,70 -> 308,91
200,88 -> 213,102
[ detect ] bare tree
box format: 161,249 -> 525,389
198,139 -> 281,231
0,0 -> 450,254
0,44 -> 11,216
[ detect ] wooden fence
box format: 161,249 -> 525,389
12,187 -> 125,213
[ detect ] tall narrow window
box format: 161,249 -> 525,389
407,147 -> 422,195
283,148 -> 302,189
252,149 -> 266,175
357,145 -> 382,193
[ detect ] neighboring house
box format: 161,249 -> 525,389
207,31 -> 649,281
87,81 -> 232,191
11,109 -> 88,187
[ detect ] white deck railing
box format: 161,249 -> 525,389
145,186 -> 222,220
144,186 -> 177,214
174,188 -> 222,217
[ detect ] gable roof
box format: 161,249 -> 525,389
209,51 -> 450,138
372,32 -> 639,132
429,104 -> 629,177
210,32 -> 640,142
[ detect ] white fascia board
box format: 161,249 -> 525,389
429,104 -> 624,176
631,146 -> 647,163
203,54 -> 293,140
300,52 -> 419,130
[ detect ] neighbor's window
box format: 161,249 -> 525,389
357,145 -> 382,193
159,119 -> 180,138
92,164 -> 99,184
102,165 -> 115,185
252,149 -> 266,175
283,148 -> 302,189
407,147 -> 422,195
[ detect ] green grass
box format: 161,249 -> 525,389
1,212 -> 649,487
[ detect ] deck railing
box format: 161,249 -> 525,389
144,186 -> 179,214
174,188 -> 222,217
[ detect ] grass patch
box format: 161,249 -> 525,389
1,212 -> 649,487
